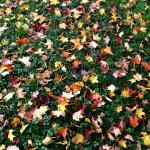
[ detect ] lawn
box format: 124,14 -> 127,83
0,0 -> 150,150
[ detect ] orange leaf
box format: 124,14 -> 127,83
11,117 -> 21,127
56,127 -> 68,138
101,46 -> 113,56
16,38 -> 29,44
131,54 -> 141,65
141,61 -> 150,71
129,116 -> 139,128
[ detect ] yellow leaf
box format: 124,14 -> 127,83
89,75 -> 98,84
70,38 -> 80,47
111,12 -> 117,20
99,8 -> 105,15
128,78 -> 136,83
78,22 -> 83,28
50,0 -> 59,5
73,12 -> 80,19
72,133 -> 84,144
54,61 -> 62,69
5,8 -> 12,15
117,105 -> 123,113
109,92 -> 115,98
0,144 -> 5,150
60,36 -> 68,43
81,0 -> 89,4
141,132 -> 150,146
8,129 -> 15,141
135,108 -> 145,119
20,124 -> 29,134
85,55 -> 93,62
140,27 -> 146,32
85,118 -> 91,123
119,140 -> 127,148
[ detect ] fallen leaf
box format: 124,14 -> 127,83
135,108 -> 145,119
129,116 -> 139,128
8,129 -> 15,141
119,140 -> 127,148
16,38 -> 29,44
72,133 -> 85,144
56,127 -> 68,138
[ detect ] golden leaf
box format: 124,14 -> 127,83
89,75 -> 99,84
72,133 -> 85,144
119,140 -> 127,148
135,108 -> 145,119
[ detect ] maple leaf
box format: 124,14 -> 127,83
141,132 -> 150,146
107,84 -> 116,92
133,73 -> 142,81
72,133 -> 85,144
129,116 -> 139,128
42,136 -> 52,145
89,75 -> 99,84
121,88 -> 131,98
62,92 -> 74,99
72,59 -> 81,69
72,110 -> 84,121
101,46 -> 113,56
89,41 -> 98,48
16,88 -> 26,99
45,39 -> 53,49
113,70 -> 126,78
70,38 -> 80,47
20,124 -> 29,134
132,54 -> 141,65
119,140 -> 127,148
11,117 -> 21,127
56,127 -> 68,138
81,0 -> 89,4
16,38 -> 29,44
50,0 -> 59,5
60,35 -> 68,43
4,92 -> 15,101
100,61 -> 110,74
124,134 -> 134,141
8,129 -> 15,141
19,56 -> 31,67
141,61 -> 150,71
135,108 -> 145,119
117,105 -> 123,113
111,127 -> 121,137
33,106 -> 48,119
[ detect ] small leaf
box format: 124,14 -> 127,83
72,133 -> 85,144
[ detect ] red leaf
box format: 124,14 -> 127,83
115,120 -> 125,132
88,93 -> 102,101
129,116 -> 139,128
100,61 -> 109,74
83,129 -> 96,139
141,61 -> 150,71
115,37 -> 122,45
